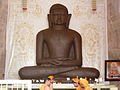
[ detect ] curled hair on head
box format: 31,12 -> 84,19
49,4 -> 68,14
48,3 -> 71,29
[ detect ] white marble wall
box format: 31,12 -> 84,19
107,0 -> 120,88
107,0 -> 120,59
5,0 -> 107,79
0,0 -> 8,79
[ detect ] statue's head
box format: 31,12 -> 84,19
48,4 -> 71,28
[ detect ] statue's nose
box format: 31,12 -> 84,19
57,15 -> 61,19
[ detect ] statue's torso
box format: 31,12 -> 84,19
41,29 -> 77,58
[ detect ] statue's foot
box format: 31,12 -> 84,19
19,66 -> 99,80
56,67 -> 100,78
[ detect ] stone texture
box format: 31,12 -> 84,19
107,0 -> 120,59
107,0 -> 120,89
0,0 -> 8,79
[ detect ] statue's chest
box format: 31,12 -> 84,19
45,33 -> 73,45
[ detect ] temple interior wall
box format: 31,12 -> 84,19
0,0 -> 8,79
107,0 -> 120,87
107,0 -> 120,60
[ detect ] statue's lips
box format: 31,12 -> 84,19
54,23 -> 65,25
55,19 -> 64,24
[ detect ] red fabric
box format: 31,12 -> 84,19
92,9 -> 96,11
22,8 -> 27,10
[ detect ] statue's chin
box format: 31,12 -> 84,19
53,24 -> 65,26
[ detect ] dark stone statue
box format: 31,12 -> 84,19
19,4 -> 100,80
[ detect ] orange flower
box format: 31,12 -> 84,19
48,75 -> 54,80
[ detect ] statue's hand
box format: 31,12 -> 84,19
57,57 -> 71,61
47,57 -> 71,65
49,58 -> 63,65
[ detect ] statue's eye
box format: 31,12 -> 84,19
52,14 -> 57,16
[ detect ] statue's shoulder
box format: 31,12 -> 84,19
68,29 -> 81,37
37,28 -> 49,35
68,29 -> 80,34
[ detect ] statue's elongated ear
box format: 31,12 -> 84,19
66,14 -> 71,28
48,14 -> 52,28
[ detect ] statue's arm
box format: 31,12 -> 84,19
73,32 -> 82,66
36,32 -> 43,65
36,32 -> 51,65
36,32 -> 62,65
61,32 -> 82,66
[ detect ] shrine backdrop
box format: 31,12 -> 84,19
5,0 -> 107,79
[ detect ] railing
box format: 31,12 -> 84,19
0,80 -> 32,90
0,80 -> 118,90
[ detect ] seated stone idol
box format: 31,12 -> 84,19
19,4 -> 100,79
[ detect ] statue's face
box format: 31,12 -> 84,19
50,9 -> 68,25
